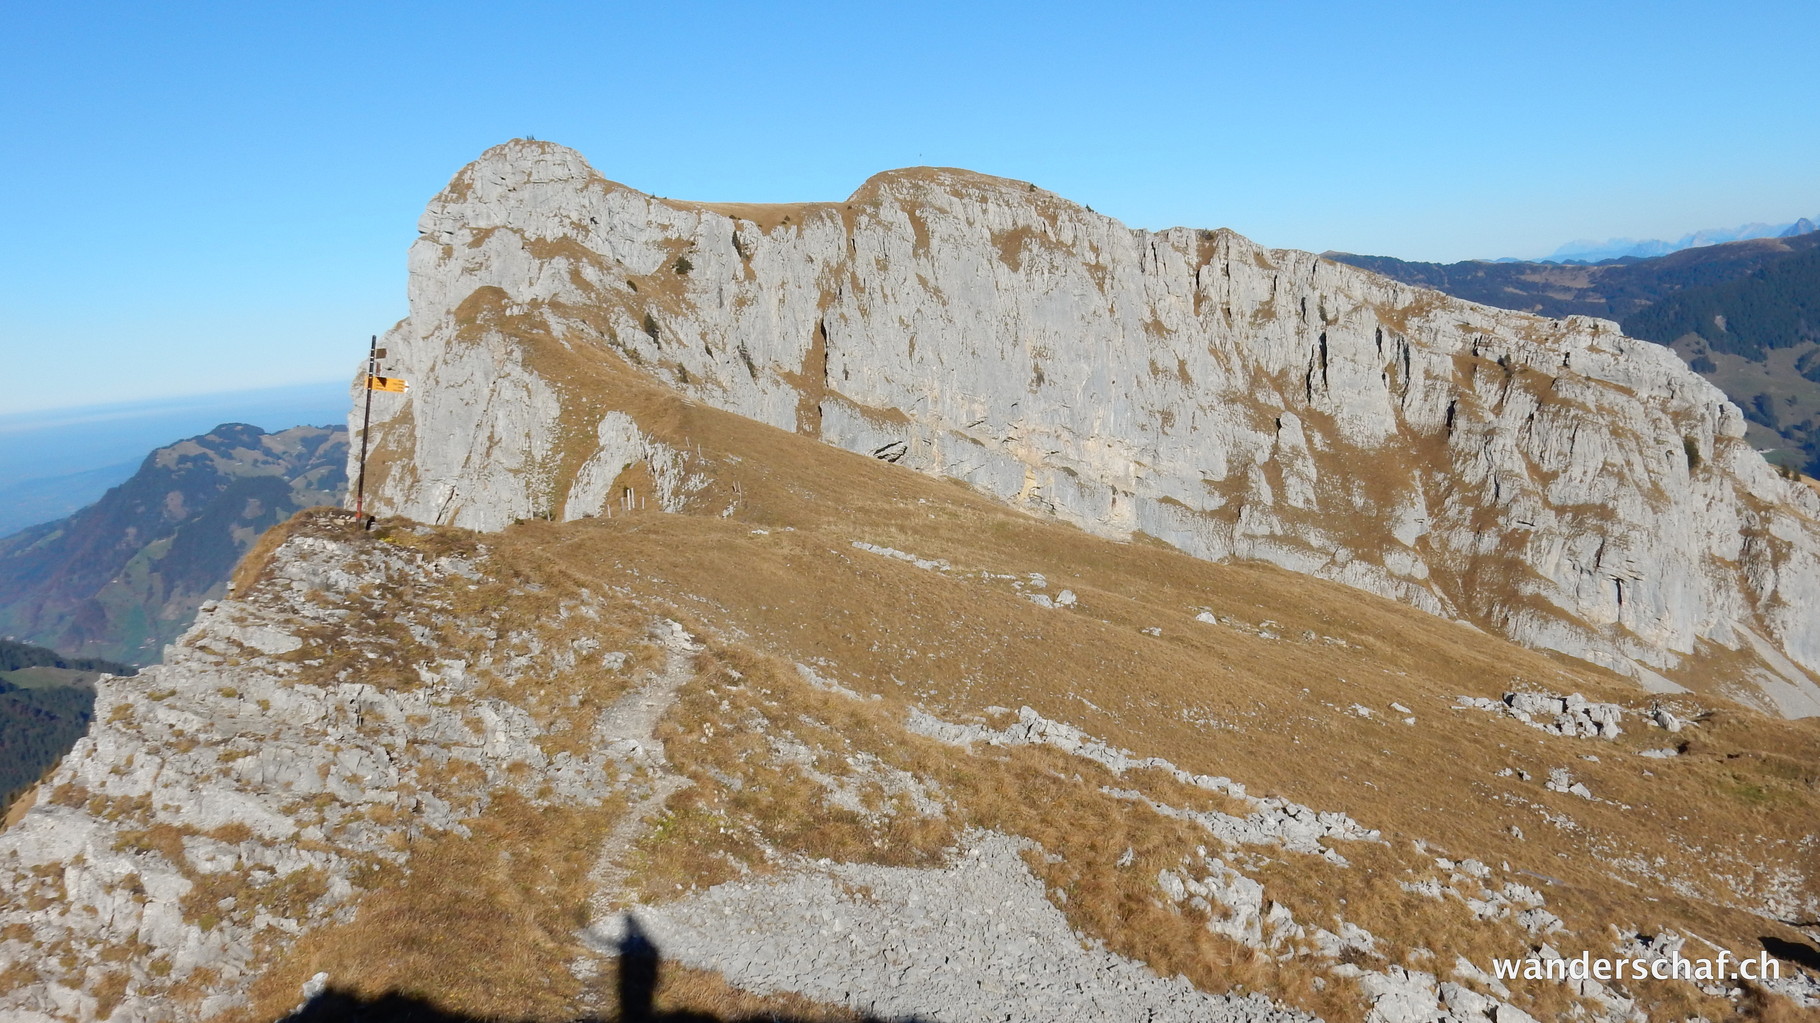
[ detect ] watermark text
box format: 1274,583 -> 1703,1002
1490,950 -> 1778,983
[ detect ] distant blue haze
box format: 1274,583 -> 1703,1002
1540,214 -> 1820,263
0,382 -> 349,537
3,1 -> 1816,415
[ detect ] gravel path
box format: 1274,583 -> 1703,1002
582,619 -> 701,921
589,831 -> 1318,1023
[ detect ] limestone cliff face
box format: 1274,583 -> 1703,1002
358,139 -> 1820,711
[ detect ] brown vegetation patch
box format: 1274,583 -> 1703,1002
992,225 -> 1036,271
441,382 -> 1817,1017
693,201 -> 826,234
183,322 -> 1820,1020
2,783 -> 38,832
231,792 -> 621,1023
113,823 -> 188,865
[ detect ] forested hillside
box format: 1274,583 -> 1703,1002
1328,230 -> 1820,322
0,639 -> 132,817
1624,245 -> 1820,358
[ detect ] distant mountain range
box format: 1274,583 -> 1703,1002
0,423 -> 348,665
1328,231 -> 1820,475
0,460 -> 141,542
1533,212 -> 1819,263
0,380 -> 350,538
1332,231 -> 1820,322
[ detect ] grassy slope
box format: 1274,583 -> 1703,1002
225,341 -> 1820,1022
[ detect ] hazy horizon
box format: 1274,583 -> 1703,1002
0,380 -> 350,485
5,1 -> 1816,415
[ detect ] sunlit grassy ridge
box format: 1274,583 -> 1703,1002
209,341 -> 1820,1021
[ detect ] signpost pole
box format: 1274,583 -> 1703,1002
355,335 -> 376,521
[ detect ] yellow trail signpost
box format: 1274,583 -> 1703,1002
355,336 -> 406,523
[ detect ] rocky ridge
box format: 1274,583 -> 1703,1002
3,429 -> 1817,1020
6,140 -> 1820,1022
358,140 -> 1820,712
0,517 -> 630,1022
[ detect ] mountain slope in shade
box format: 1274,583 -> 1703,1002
0,423 -> 347,664
0,639 -> 135,814
1624,246 -> 1820,475
1328,230 -> 1820,323
1625,243 -> 1820,359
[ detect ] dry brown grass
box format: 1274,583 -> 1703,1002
1,783 -> 38,833
230,791 -> 621,1023
403,352 -> 1816,1017
177,862 -> 331,937
201,333 -> 1820,1019
204,821 -> 254,845
0,958 -> 41,995
635,962 -> 874,1021
91,969 -> 130,1017
231,505 -> 353,594
693,200 -> 831,234
631,646 -> 959,905
163,964 -> 220,1004
630,640 -> 1375,1020
113,823 -> 188,864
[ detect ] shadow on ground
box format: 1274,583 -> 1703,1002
280,915 -> 924,1023
1761,934 -> 1820,974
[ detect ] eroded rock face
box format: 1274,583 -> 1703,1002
358,139 -> 1820,710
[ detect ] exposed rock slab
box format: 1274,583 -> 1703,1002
0,524 -> 620,1022
591,831 -> 1315,1023
358,140 -> 1820,711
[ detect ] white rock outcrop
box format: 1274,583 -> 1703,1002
594,831 -> 1316,1023
1456,692 -> 1627,738
0,526 -> 624,1022
356,139 -> 1820,711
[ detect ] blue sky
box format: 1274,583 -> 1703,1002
3,0 -> 1816,415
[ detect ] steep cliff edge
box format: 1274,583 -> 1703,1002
356,140 -> 1820,713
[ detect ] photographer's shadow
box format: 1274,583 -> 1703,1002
616,914 -> 660,1022
282,911 -> 914,1023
